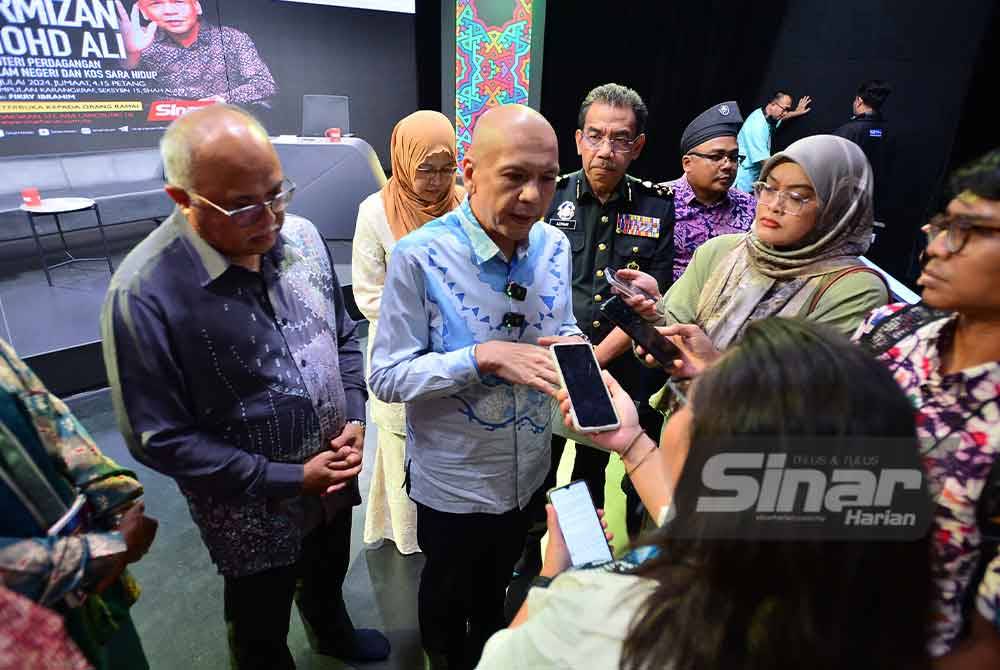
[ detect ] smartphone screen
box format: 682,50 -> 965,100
548,480 -> 614,567
551,343 -> 619,431
600,296 -> 680,368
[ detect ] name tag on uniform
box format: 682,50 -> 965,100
616,213 -> 660,238
869,128 -> 883,138
548,217 -> 577,231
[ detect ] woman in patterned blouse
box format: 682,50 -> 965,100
854,147 -> 1000,666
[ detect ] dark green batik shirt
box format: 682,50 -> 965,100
544,170 -> 676,346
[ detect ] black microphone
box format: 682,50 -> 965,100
506,281 -> 527,301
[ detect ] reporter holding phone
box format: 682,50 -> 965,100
597,134 -> 889,390
477,319 -> 932,670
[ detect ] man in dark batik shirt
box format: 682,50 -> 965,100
101,105 -> 388,669
116,0 -> 277,106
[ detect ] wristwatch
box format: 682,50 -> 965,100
529,575 -> 554,589
346,419 -> 366,430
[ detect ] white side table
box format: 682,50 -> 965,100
19,197 -> 115,286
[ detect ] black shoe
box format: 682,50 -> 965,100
318,628 -> 391,663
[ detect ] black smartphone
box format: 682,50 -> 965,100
547,480 -> 614,567
600,295 -> 680,368
550,342 -> 620,433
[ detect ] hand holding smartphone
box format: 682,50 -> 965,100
600,296 -> 680,369
550,342 -> 620,433
605,267 -> 657,301
547,480 -> 613,568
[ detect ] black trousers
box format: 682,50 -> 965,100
223,511 -> 355,670
416,500 -> 530,670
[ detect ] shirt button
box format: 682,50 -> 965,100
594,294 -> 603,302
598,243 -> 607,251
301,359 -> 308,367
600,215 -> 609,224
596,269 -> 604,278
632,246 -> 640,253
281,318 -> 289,326
592,320 -> 601,329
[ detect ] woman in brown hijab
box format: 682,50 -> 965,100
352,110 -> 464,555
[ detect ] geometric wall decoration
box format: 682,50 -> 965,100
454,0 -> 533,163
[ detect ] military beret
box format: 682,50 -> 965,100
679,101 -> 743,155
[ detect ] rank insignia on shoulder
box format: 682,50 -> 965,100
616,213 -> 660,238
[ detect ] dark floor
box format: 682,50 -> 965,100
66,386 -> 425,670
0,223 -> 354,357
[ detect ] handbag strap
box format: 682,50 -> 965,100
806,266 -> 890,315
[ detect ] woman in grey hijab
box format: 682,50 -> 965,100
596,134 -> 890,384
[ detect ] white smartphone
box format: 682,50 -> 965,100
547,480 -> 614,567
550,342 -> 620,433
605,267 -> 657,301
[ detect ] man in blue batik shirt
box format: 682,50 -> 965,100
369,104 -> 582,670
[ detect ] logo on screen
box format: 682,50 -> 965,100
148,100 -> 217,122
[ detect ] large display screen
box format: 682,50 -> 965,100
0,0 -> 416,159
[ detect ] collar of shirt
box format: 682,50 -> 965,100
173,209 -> 288,287
672,174 -> 731,209
455,197 -> 530,265
850,111 -> 884,122
578,170 -> 631,205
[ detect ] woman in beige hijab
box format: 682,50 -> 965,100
597,134 -> 890,397
352,110 -> 464,554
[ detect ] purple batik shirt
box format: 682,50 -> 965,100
668,175 -> 756,281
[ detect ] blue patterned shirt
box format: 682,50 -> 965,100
102,211 -> 365,577
369,198 -> 581,514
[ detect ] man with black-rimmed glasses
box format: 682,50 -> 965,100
101,104 -> 389,669
665,101 -> 757,281
504,84 -> 675,615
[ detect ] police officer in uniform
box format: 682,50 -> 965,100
833,80 -> 892,222
505,84 -> 674,618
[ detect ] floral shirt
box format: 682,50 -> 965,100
667,176 -> 755,281
855,303 -> 1000,655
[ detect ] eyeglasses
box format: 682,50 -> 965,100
581,131 -> 640,154
414,164 -> 457,180
752,181 -> 813,216
188,179 -> 296,228
687,150 -> 744,166
923,213 -> 1000,254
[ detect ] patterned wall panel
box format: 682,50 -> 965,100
454,0 -> 533,163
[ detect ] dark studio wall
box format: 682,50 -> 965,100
753,0 -> 996,281
537,0 -> 997,285
0,1 -> 417,168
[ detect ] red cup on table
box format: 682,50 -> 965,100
324,127 -> 342,143
21,187 -> 41,207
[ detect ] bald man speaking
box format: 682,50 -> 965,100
370,104 -> 582,669
102,105 -> 387,668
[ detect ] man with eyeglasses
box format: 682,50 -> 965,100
734,90 -> 811,192
663,101 -> 756,281
502,84 -> 675,614
854,147 -> 1000,668
101,104 -> 389,668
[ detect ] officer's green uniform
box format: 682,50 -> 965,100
544,169 -> 675,508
